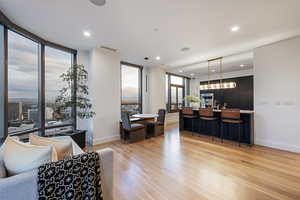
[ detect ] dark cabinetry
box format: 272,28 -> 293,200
200,76 -> 253,110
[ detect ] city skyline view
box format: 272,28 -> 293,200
8,30 -> 72,102
7,30 -> 73,133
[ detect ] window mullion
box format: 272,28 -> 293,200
38,44 -> 45,136
72,53 -> 77,130
0,25 -> 8,142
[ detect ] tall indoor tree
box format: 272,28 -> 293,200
55,64 -> 95,124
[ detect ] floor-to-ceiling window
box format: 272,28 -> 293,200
166,73 -> 190,112
121,62 -> 142,115
7,30 -> 40,134
45,47 -> 73,134
0,13 -> 77,141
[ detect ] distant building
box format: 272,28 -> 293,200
45,107 -> 54,120
28,108 -> 38,122
8,102 -> 20,121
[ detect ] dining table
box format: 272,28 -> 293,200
132,114 -> 158,119
120,113 -> 159,140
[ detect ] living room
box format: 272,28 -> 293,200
1,0 -> 300,200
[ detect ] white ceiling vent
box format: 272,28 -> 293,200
100,46 -> 118,52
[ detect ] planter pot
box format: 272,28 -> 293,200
191,102 -> 199,110
48,130 -> 87,149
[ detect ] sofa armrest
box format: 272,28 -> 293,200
0,169 -> 38,200
97,148 -> 114,200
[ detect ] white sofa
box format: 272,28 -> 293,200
0,136 -> 114,200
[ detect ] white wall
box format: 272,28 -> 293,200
254,36 -> 300,153
77,48 -> 121,145
144,66 -> 166,113
77,50 -> 93,145
77,51 -> 166,144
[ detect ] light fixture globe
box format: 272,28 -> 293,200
90,0 -> 106,6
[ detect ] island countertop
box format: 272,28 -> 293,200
213,109 -> 254,114
179,108 -> 255,145
189,109 -> 254,114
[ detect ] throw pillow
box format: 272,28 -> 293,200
0,136 -> 19,160
29,134 -> 73,161
3,137 -> 54,176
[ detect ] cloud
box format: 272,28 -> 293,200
7,30 -> 72,102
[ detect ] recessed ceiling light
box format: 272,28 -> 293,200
181,47 -> 190,52
156,56 -> 161,60
231,26 -> 240,32
179,70 -> 183,73
240,64 -> 245,67
90,0 -> 106,6
190,73 -> 194,76
83,31 -> 91,37
211,69 -> 216,72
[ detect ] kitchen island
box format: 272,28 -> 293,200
179,109 -> 254,145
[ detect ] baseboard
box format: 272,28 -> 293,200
255,139 -> 300,153
93,135 -> 120,145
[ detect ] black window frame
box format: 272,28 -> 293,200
0,10 -> 77,141
166,72 -> 190,113
44,46 -> 76,130
120,61 -> 143,114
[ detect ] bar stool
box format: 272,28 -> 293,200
199,108 -> 218,140
220,109 -> 243,146
182,107 -> 197,132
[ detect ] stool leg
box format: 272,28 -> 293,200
192,119 -> 194,135
221,122 -> 224,143
202,120 -> 205,135
209,121 -> 213,140
205,121 -> 208,136
211,120 -> 215,141
238,123 -> 242,147
198,119 -> 201,137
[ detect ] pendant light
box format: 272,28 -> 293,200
200,57 -> 236,90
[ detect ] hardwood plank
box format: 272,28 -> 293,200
94,125 -> 300,200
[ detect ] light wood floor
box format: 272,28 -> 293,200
94,125 -> 300,200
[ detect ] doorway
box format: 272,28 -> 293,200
170,85 -> 183,112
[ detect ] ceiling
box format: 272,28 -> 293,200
1,0 -> 300,69
169,51 -> 253,78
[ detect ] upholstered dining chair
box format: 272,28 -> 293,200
147,109 -> 166,137
121,111 -> 146,143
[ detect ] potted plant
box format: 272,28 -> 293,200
54,64 -> 95,148
184,95 -> 201,109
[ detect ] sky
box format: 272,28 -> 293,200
7,30 -> 72,103
121,65 -> 139,102
6,30 -> 140,103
